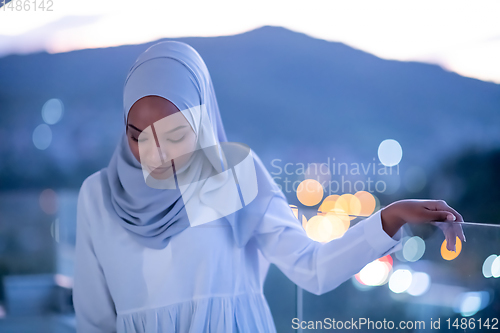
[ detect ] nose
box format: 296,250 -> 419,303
140,141 -> 167,168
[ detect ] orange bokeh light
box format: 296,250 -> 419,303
441,237 -> 462,260
335,194 -> 361,220
297,179 -> 324,206
319,195 -> 339,213
354,191 -> 376,216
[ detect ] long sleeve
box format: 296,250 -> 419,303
253,195 -> 403,296
73,181 -> 117,332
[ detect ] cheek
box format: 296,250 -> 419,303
171,134 -> 197,158
167,134 -> 197,167
184,133 -> 198,152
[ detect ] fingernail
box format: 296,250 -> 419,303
446,214 -> 456,221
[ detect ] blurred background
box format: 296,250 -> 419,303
0,0 -> 499,332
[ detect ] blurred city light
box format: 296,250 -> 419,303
441,237 -> 462,260
407,272 -> 431,296
402,236 -> 426,262
297,179 -> 323,206
41,98 -> 64,125
389,268 -> 413,293
32,124 -> 52,150
378,139 -> 402,167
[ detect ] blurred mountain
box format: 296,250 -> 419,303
0,25 -> 499,189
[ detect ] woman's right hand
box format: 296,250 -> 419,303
381,199 -> 466,251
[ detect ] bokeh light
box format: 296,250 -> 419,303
441,237 -> 462,260
389,268 -> 413,293
306,210 -> 351,242
455,291 -> 490,317
354,191 -> 376,216
358,259 -> 391,286
335,194 -> 361,220
41,98 -> 64,125
379,254 -> 393,268
324,212 -> 349,239
352,275 -> 373,291
32,124 -> 52,150
297,179 -> 324,206
54,274 -> 73,289
402,236 -> 426,262
39,189 -> 58,215
492,256 -> 500,278
378,139 -> 403,167
318,195 -> 339,213
394,236 -> 410,262
355,255 -> 393,287
305,215 -> 331,242
406,272 -> 431,296
482,254 -> 497,278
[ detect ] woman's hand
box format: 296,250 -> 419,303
381,199 -> 466,252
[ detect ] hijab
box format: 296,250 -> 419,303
100,40 -> 286,249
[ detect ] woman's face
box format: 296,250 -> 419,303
127,95 -> 197,179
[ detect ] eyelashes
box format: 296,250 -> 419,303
169,135 -> 185,143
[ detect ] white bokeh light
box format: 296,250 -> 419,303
32,124 -> 52,150
492,256 -> 500,278
42,98 -> 64,125
359,260 -> 391,286
402,236 -> 426,262
482,254 -> 497,278
407,272 -> 430,296
455,291 -> 490,317
389,268 -> 412,293
351,276 -> 374,291
378,139 -> 402,167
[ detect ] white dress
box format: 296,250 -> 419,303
73,171 -> 403,333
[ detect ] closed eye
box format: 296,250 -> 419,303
168,135 -> 185,143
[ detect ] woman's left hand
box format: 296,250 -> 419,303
381,199 -> 466,252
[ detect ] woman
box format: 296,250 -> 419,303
73,40 -> 465,333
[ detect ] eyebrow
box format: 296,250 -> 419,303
128,124 -> 143,133
128,124 -> 187,134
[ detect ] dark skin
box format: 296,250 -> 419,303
126,96 -> 465,249
381,199 -> 463,237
